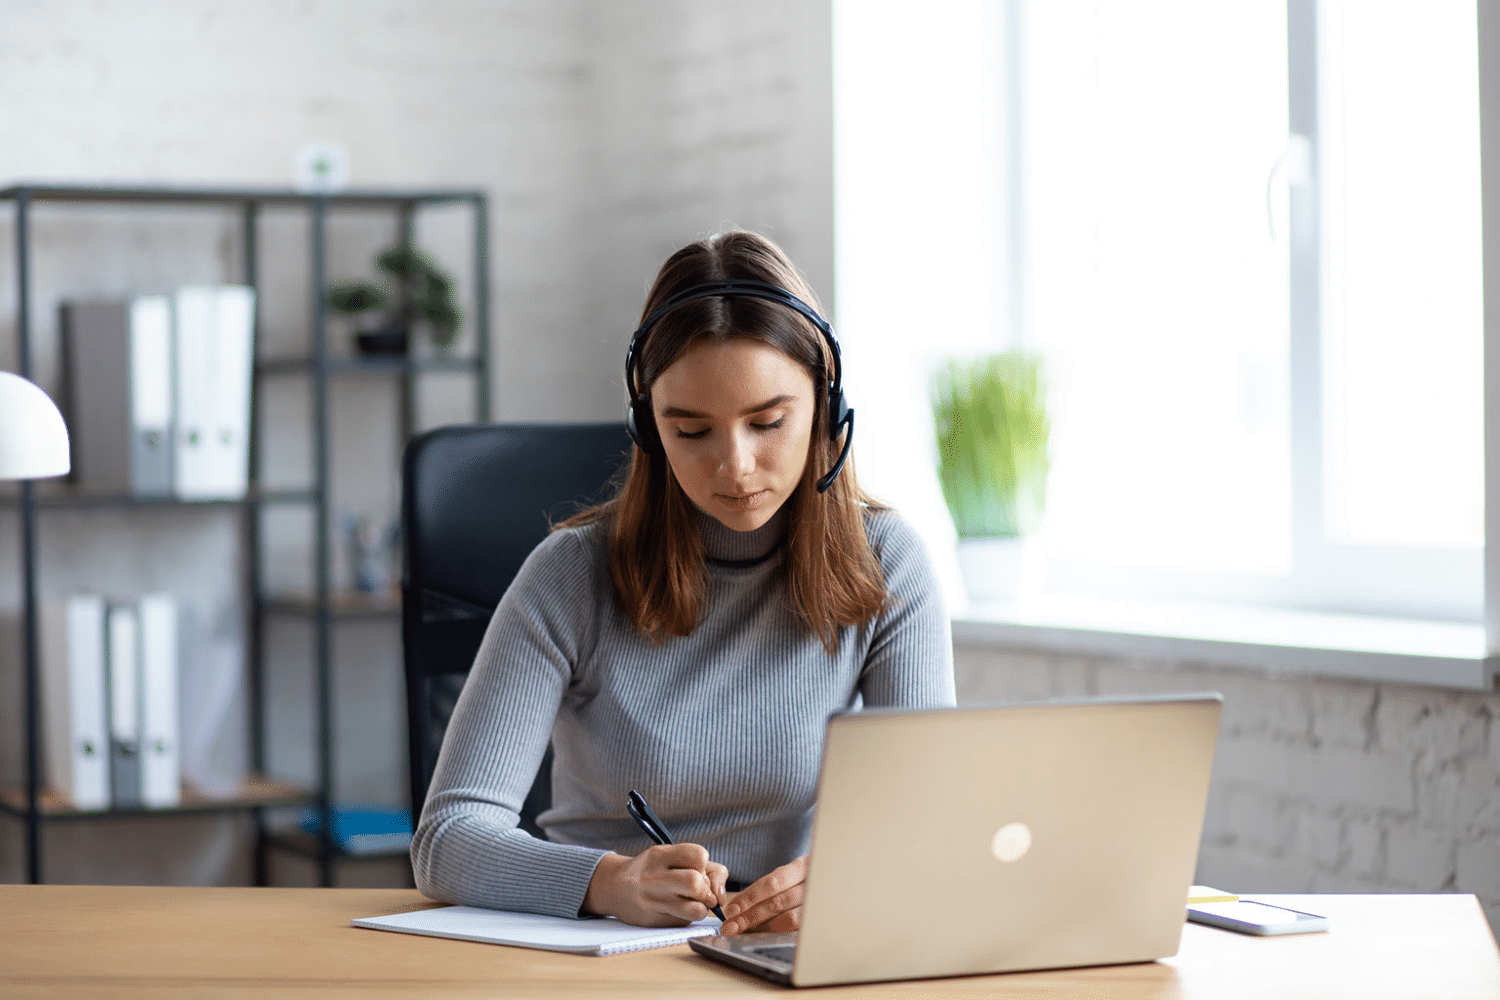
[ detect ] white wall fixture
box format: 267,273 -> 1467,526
294,142 -> 349,194
0,371 -> 71,480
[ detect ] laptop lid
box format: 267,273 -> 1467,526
782,693 -> 1222,987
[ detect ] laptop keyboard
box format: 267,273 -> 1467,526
749,945 -> 797,966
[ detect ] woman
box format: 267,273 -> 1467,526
411,230 -> 954,935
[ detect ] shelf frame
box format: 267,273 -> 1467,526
256,355 -> 483,377
14,187 -> 42,883
0,776 -> 316,821
261,592 -> 401,619
0,184 -> 482,208
0,486 -> 318,509
4,182 -> 490,887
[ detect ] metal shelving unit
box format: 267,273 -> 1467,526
2,183 -> 491,886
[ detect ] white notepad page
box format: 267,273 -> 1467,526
352,905 -> 721,955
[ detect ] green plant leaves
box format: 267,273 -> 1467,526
327,245 -> 463,348
931,351 -> 1050,539
375,245 -> 433,282
326,281 -> 387,314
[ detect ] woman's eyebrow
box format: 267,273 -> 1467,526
661,394 -> 796,419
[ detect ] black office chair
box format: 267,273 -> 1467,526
400,422 -> 633,836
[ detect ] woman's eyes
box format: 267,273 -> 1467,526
673,418 -> 785,440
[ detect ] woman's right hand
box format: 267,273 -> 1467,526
582,844 -> 728,927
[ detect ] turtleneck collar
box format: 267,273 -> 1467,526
695,502 -> 790,565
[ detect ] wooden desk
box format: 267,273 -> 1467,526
2,885 -> 1496,998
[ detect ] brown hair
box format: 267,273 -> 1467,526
563,230 -> 887,652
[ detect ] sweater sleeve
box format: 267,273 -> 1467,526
857,511 -> 957,709
410,527 -> 609,917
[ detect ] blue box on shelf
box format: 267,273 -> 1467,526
301,805 -> 413,856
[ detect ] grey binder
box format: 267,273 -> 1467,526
61,298 -> 174,496
106,604 -> 142,810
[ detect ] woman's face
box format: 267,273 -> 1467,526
651,338 -> 816,532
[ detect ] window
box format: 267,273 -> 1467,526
1020,1 -> 1292,581
834,0 -> 1484,625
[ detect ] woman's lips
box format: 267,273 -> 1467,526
714,489 -> 770,511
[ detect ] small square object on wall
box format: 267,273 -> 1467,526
295,142 -> 349,193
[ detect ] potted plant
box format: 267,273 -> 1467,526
931,350 -> 1050,602
327,245 -> 461,356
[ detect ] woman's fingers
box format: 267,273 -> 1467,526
720,855 -> 809,935
643,886 -> 711,923
706,861 -> 729,908
652,842 -> 712,871
723,882 -> 804,934
724,856 -> 807,916
653,865 -> 713,905
753,901 -> 804,933
584,843 -> 730,927
641,844 -> 723,916
651,844 -> 713,890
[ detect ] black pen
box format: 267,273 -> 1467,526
626,789 -> 728,923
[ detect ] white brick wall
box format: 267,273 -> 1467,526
0,0 -> 835,885
955,641 -> 1500,935
573,1 -> 834,410
0,0 -> 594,419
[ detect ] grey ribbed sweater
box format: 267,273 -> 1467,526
410,504 -> 955,918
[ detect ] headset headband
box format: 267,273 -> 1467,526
624,279 -> 854,494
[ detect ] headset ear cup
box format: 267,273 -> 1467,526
625,404 -> 644,451
827,388 -> 849,440
627,397 -> 661,454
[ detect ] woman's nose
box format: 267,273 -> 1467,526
717,429 -> 756,478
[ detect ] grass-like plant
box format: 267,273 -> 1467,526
931,351 -> 1050,539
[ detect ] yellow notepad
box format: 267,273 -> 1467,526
1188,885 -> 1239,904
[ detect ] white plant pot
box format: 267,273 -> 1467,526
956,536 -> 1029,603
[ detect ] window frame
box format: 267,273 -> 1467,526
830,0 -> 1500,688
1286,0 -> 1483,624
1003,0 -> 1485,625
1479,0 -> 1500,671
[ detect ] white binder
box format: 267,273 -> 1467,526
210,286 -> 255,498
129,298 -> 175,494
106,604 -> 142,809
61,297 -> 174,496
172,287 -> 218,499
173,286 -> 255,499
40,596 -> 110,811
137,595 -> 180,808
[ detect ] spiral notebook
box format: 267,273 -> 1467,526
352,904 -> 721,955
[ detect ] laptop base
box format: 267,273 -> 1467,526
689,932 -> 797,985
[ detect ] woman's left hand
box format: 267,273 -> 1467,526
718,855 -> 808,935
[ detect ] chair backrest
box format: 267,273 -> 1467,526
400,422 -> 632,833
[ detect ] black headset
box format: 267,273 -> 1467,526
624,279 -> 854,494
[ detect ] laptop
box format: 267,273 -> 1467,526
690,693 -> 1222,988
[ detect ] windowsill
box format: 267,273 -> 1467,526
952,595 -> 1495,691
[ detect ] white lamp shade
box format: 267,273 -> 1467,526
0,371 -> 71,480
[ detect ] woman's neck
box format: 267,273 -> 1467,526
695,503 -> 789,564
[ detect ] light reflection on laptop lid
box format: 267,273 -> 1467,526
690,693 -> 1222,988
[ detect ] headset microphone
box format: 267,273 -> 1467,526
624,279 -> 854,494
